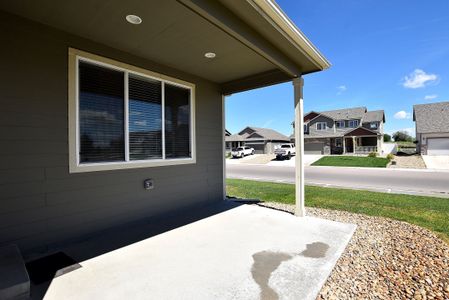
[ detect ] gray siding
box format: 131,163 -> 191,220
0,12 -> 223,254
307,116 -> 335,137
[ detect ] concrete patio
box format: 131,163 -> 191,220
34,202 -> 355,300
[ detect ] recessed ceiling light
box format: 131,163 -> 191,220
204,52 -> 216,59
126,15 -> 142,25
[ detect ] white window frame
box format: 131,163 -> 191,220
370,122 -> 378,129
348,120 -> 359,128
316,122 -> 327,131
335,120 -> 345,128
68,48 -> 196,173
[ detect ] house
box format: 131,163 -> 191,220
0,0 -> 329,283
413,102 -> 449,155
226,126 -> 290,154
225,129 -> 232,137
292,107 -> 385,155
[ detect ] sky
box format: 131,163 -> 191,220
225,0 -> 449,137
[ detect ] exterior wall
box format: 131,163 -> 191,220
417,132 -> 449,154
0,12 -> 224,254
307,115 -> 335,137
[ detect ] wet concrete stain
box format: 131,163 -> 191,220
251,251 -> 293,300
299,242 -> 329,258
251,242 -> 329,299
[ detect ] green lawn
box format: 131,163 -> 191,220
312,156 -> 389,168
227,179 -> 449,243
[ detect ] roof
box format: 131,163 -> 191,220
362,110 -> 385,123
0,0 -> 329,95
227,126 -> 289,142
413,102 -> 449,134
314,107 -> 367,121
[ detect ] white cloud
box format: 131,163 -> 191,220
402,69 -> 438,88
394,110 -> 411,119
337,85 -> 347,95
424,94 -> 438,100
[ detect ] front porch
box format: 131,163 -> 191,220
338,127 -> 381,155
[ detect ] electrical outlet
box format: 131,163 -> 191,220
143,179 -> 154,190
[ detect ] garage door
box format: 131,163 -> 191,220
428,138 -> 449,155
304,143 -> 324,154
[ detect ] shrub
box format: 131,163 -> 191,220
386,153 -> 394,161
384,133 -> 392,142
368,152 -> 378,158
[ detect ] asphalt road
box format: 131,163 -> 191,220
226,164 -> 449,198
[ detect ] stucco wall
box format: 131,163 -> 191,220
0,12 -> 224,254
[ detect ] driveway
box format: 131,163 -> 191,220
422,155 -> 449,170
42,202 -> 355,300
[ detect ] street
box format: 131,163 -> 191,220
226,164 -> 449,198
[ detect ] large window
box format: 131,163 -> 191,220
69,49 -> 195,172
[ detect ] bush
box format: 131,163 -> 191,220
368,152 -> 378,158
384,133 -> 392,142
386,153 -> 394,161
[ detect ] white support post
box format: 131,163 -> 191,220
293,77 -> 305,217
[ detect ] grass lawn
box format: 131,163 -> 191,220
312,156 -> 389,168
395,141 -> 416,148
227,179 -> 449,243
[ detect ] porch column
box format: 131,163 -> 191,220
343,138 -> 346,154
293,77 -> 305,217
353,136 -> 356,154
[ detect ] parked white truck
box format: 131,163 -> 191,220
274,144 -> 296,160
231,146 -> 255,158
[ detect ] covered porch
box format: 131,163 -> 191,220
343,128 -> 381,155
0,0 -> 356,299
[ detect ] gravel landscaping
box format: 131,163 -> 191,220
257,202 -> 449,300
389,155 -> 427,169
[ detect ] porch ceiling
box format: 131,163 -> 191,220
0,0 -> 329,93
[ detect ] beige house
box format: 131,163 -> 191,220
226,126 -> 290,154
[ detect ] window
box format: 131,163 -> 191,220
370,122 -> 378,129
336,121 -> 345,128
69,49 -> 195,172
316,122 -> 327,130
348,120 -> 359,128
304,124 -> 308,133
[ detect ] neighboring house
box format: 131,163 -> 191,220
413,102 -> 449,155
226,127 -> 290,154
225,129 -> 232,137
292,107 -> 385,155
0,1 -> 329,258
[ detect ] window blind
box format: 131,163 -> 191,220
79,61 -> 125,163
129,74 -> 162,160
164,84 -> 191,158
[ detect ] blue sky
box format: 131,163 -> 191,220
225,0 -> 449,137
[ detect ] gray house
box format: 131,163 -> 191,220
226,126 -> 290,154
293,107 -> 385,155
413,102 -> 449,155
0,0 -> 329,277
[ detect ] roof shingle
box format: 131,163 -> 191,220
413,102 -> 449,134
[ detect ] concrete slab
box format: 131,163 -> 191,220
42,203 -> 355,300
0,244 -> 30,300
422,155 -> 449,170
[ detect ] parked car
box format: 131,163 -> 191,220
275,144 -> 296,160
232,146 -> 255,158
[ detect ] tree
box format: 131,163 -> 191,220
392,131 -> 413,142
383,133 -> 392,142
